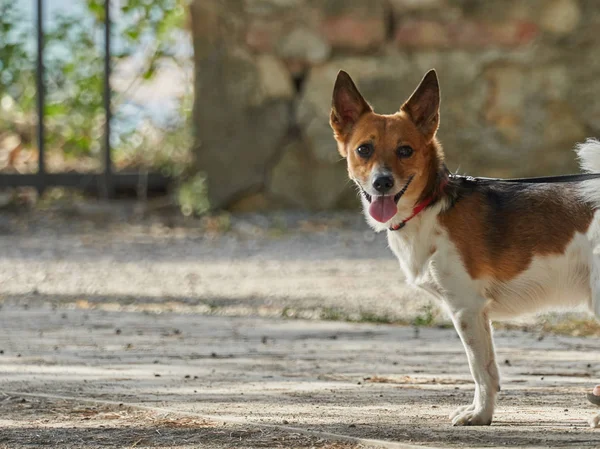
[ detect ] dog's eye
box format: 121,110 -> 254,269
356,144 -> 373,158
396,145 -> 413,158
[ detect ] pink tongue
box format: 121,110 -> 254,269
368,196 -> 398,223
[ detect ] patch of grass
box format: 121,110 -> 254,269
281,307 -> 294,319
319,308 -> 404,325
177,174 -> 210,217
267,214 -> 289,238
319,303 -> 451,328
206,302 -> 220,313
412,304 -> 436,327
356,311 -> 394,324
539,316 -> 600,337
267,228 -> 285,238
320,307 -> 349,322
493,314 -> 600,337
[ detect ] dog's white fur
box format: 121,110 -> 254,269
360,139 -> 600,426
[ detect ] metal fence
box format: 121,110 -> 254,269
0,0 -> 170,198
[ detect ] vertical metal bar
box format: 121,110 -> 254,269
36,0 -> 45,195
102,0 -> 113,198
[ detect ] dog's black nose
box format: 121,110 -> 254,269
372,175 -> 394,194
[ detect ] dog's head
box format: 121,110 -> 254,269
330,70 -> 445,230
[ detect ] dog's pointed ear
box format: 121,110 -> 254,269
401,69 -> 440,141
330,71 -> 372,156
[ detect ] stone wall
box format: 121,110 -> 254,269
191,0 -> 600,211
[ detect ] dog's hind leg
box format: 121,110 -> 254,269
448,305 -> 500,426
586,240 -> 600,426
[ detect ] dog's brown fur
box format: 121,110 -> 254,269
439,182 -> 594,281
330,71 -> 446,208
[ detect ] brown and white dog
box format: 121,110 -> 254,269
330,69 -> 600,427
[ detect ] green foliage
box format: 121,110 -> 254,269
113,0 -> 187,65
412,304 -> 436,327
177,173 -> 210,216
114,84 -> 194,176
357,311 -> 394,324
43,12 -> 105,156
320,308 -> 397,325
0,0 -> 191,167
320,307 -> 348,322
0,1 -> 35,126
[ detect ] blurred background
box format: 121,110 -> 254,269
1,0 -> 191,205
2,0 -> 600,212
192,0 -> 600,211
3,4 -> 600,445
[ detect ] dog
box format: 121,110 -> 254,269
329,69 -> 600,427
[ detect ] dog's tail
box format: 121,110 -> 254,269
576,139 -> 600,318
577,138 -> 600,174
576,139 -> 600,207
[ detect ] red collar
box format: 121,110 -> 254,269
389,177 -> 449,231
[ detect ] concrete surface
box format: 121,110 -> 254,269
1,305 -> 600,448
0,208 -> 599,448
0,209 -> 434,323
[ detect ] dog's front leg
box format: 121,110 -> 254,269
449,306 -> 500,426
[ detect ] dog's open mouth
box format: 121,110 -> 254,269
361,175 -> 414,223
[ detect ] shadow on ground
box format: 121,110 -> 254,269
1,305 -> 600,448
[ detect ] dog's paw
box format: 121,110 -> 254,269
591,414 -> 600,428
451,406 -> 493,426
449,404 -> 474,420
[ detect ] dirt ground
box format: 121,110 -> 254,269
1,205 -> 600,448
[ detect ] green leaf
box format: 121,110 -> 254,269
142,61 -> 157,80
44,103 -> 67,117
125,28 -> 140,40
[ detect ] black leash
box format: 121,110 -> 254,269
450,173 -> 600,184
389,171 -> 600,232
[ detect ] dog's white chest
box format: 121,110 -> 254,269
388,232 -> 422,282
387,231 -> 447,304
387,225 -> 438,283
